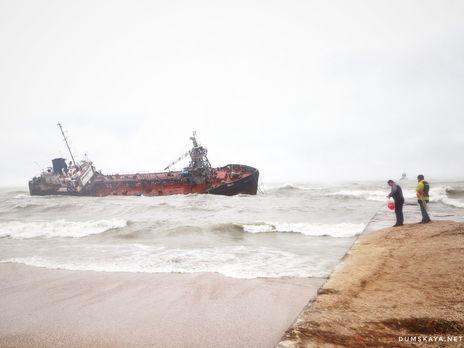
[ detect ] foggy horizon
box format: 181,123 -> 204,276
1,1 -> 463,186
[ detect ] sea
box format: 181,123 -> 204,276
1,180 -> 463,279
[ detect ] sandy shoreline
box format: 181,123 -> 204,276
0,263 -> 324,348
278,221 -> 464,347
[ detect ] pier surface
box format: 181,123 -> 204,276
277,220 -> 464,347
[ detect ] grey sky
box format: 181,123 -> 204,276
1,0 -> 463,186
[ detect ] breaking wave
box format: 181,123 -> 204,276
446,187 -> 464,197
431,187 -> 464,208
240,222 -> 365,238
339,185 -> 464,208
274,183 -> 310,191
326,189 -> 386,202
0,245 -> 331,278
10,202 -> 80,212
12,193 -> 29,199
326,186 -> 464,208
265,183 -> 323,194
437,196 -> 464,209
11,202 -> 42,210
0,220 -> 128,239
161,222 -> 364,238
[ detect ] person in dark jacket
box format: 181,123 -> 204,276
387,179 -> 405,227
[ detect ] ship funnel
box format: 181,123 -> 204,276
52,158 -> 68,175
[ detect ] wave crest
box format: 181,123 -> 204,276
326,190 -> 386,202
446,187 -> 464,197
0,219 -> 128,239
429,187 -> 464,208
0,246 -> 331,278
241,222 -> 365,238
264,183 -> 321,194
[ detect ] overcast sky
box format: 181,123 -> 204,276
1,0 -> 463,186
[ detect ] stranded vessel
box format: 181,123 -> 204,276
29,124 -> 259,197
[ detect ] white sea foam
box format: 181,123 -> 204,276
326,189 -> 387,202
327,187 -> 463,204
275,183 -> 311,190
441,198 -> 464,208
241,222 -> 365,238
0,220 -> 127,239
430,187 -> 464,208
264,183 -> 324,192
0,245 -> 332,278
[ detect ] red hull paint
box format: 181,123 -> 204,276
30,164 -> 259,197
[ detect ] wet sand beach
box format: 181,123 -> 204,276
278,221 -> 464,347
0,263 -> 324,348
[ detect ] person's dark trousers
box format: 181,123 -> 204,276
394,200 -> 404,225
418,200 -> 431,223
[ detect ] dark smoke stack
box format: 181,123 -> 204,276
52,158 -> 67,175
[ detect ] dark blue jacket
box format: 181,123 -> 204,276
390,184 -> 405,204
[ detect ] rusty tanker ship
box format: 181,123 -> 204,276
29,124 -> 259,197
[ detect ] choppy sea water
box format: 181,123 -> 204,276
0,180 -> 463,279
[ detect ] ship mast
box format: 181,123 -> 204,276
57,122 -> 77,167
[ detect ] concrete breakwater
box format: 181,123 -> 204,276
277,219 -> 464,347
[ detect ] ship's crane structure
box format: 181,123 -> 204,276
164,151 -> 190,171
164,132 -> 211,172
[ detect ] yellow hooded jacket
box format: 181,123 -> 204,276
416,180 -> 429,202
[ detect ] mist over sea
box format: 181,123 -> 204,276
1,180 -> 463,279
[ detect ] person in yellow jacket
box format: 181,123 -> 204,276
416,174 -> 431,223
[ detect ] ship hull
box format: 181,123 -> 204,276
207,169 -> 259,196
29,165 -> 259,197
